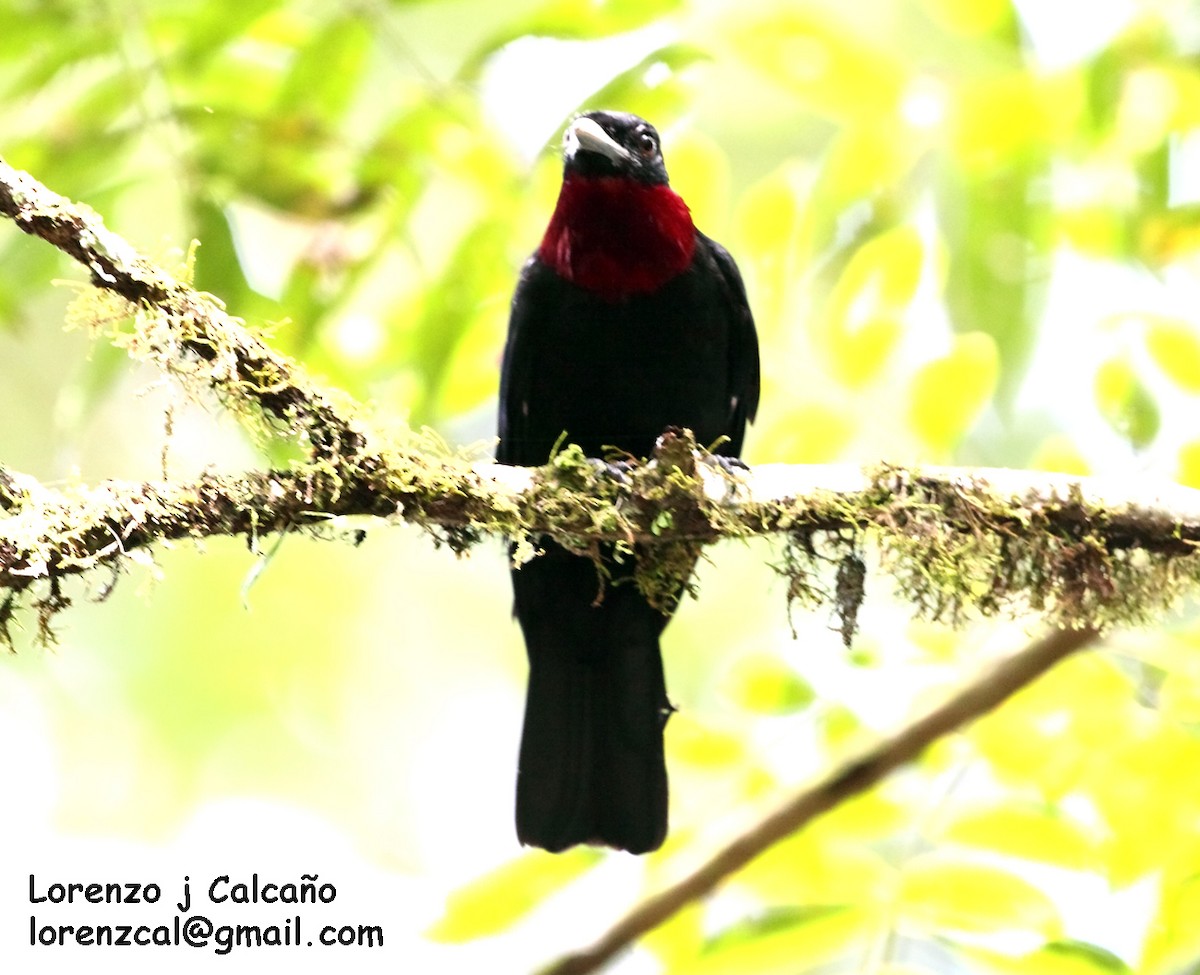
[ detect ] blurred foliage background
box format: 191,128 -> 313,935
3,0 -> 1200,972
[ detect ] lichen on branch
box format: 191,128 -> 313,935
0,157 -> 365,463
3,156 -> 1200,648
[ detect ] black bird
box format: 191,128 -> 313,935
497,110 -> 760,853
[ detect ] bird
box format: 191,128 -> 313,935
497,110 -> 760,854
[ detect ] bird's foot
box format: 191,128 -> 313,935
702,454 -> 749,475
588,457 -> 635,484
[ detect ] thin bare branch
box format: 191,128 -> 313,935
539,624 -> 1102,975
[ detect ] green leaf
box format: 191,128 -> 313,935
1,26 -> 120,101
573,43 -> 710,131
652,510 -> 675,535
683,906 -> 872,975
937,122 -> 1052,408
274,15 -> 371,123
962,940 -> 1133,975
0,236 -> 66,327
405,216 -> 513,423
1094,357 -> 1160,449
460,0 -> 685,82
52,341 -> 130,441
428,847 -> 603,941
189,197 -> 270,322
157,0 -> 286,74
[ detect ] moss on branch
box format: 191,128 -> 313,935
0,158 -> 364,463
5,425 -> 1200,646
3,155 -> 1200,647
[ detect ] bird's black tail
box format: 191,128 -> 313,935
512,541 -> 671,854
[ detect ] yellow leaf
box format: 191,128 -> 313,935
970,654 -> 1135,798
939,803 -> 1098,871
736,831 -> 892,907
1143,314 -> 1200,392
735,166 -> 803,259
807,123 -> 927,241
669,713 -> 755,773
722,3 -> 907,121
428,847 -> 602,941
1141,876 -> 1200,975
1113,68 -> 1179,156
874,968 -> 952,975
1093,357 -> 1134,412
824,226 -> 922,387
819,703 -> 863,750
1177,439 -> 1200,488
755,398 -> 855,462
643,903 -> 705,971
1086,724 -> 1200,884
831,313 -> 902,387
1057,206 -> 1126,257
1160,666 -> 1200,724
951,72 -> 1083,165
1029,435 -> 1090,476
899,854 -> 1063,938
724,653 -> 815,714
908,332 -> 999,450
919,0 -> 1012,35
666,129 -> 731,240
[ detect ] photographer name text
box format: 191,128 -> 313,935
26,873 -> 384,955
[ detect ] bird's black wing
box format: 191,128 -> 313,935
497,256 -> 540,467
699,233 -> 760,456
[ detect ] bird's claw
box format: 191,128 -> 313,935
588,457 -> 635,484
703,454 -> 749,475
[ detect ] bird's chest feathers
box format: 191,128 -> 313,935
538,176 -> 696,300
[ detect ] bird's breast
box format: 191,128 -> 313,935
538,177 -> 696,299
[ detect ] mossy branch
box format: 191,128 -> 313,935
0,157 -> 364,462
3,155 -> 1200,650
0,144 -> 1187,973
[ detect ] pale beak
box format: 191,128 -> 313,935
564,116 -> 631,165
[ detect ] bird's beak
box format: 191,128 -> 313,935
564,116 -> 630,165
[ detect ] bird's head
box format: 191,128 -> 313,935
561,111 -> 670,186
538,110 -> 694,298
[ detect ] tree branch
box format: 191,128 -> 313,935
539,624 -> 1102,975
0,156 -> 365,462
0,139 -> 1163,973
2,158 -> 1197,647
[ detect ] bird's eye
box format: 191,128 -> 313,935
636,131 -> 658,156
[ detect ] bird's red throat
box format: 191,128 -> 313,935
537,175 -> 696,299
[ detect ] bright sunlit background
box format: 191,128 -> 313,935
3,0 -> 1200,972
